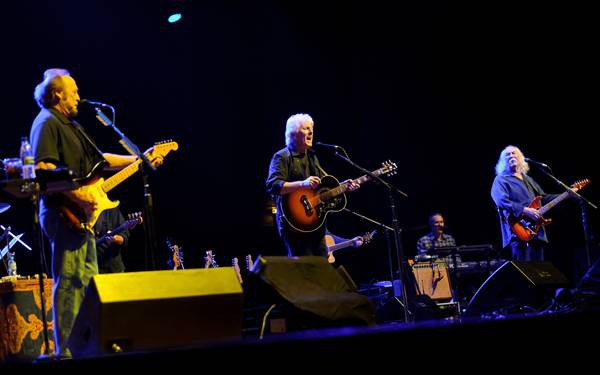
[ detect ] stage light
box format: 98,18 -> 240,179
168,13 -> 182,23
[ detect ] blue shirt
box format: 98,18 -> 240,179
491,173 -> 554,248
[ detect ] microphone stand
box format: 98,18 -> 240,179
332,149 -> 413,322
341,207 -> 414,317
533,164 -> 598,268
93,107 -> 158,270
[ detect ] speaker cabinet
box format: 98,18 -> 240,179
69,268 -> 243,356
411,260 -> 453,301
254,256 -> 375,328
464,261 -> 568,317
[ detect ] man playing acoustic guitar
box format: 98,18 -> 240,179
266,113 -> 360,257
30,68 -> 165,358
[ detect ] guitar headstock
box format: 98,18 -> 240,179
362,230 -> 377,245
148,140 -> 179,159
232,257 -> 243,284
246,254 -> 254,272
204,250 -> 219,268
378,160 -> 397,177
166,238 -> 184,270
126,212 -> 143,229
571,178 -> 591,192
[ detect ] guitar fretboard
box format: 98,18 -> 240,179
319,170 -> 383,201
539,190 -> 571,215
101,159 -> 142,193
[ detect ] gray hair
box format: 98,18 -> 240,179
285,113 -> 313,147
33,68 -> 71,108
495,145 -> 530,175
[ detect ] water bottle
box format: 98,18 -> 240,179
20,136 -> 36,179
7,252 -> 17,276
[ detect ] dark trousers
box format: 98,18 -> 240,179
278,219 -> 327,257
510,239 -> 545,262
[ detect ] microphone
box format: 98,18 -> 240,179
524,157 -> 550,169
79,99 -> 112,108
313,142 -> 342,150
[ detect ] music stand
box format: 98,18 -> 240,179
0,168 -> 78,356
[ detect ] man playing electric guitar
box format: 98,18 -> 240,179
266,113 -> 360,257
30,69 -> 166,358
491,145 -> 583,262
94,209 -> 143,273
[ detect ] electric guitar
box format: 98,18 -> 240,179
49,141 -> 178,232
280,161 -> 397,232
325,230 -> 376,264
166,239 -> 184,270
95,212 -> 143,246
509,178 -> 590,241
204,250 -> 219,268
232,257 -> 243,284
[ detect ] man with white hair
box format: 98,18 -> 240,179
491,145 -> 556,261
266,113 -> 359,257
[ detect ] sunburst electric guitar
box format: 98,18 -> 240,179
509,178 -> 590,241
50,141 -> 178,232
280,161 -> 397,232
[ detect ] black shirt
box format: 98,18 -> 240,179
94,208 -> 129,273
30,108 -> 105,177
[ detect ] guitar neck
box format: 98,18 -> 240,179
328,239 -> 355,253
101,159 -> 143,193
320,172 -> 378,201
539,191 -> 570,215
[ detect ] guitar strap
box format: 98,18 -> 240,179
522,174 -> 542,196
308,150 -> 328,177
72,121 -> 105,163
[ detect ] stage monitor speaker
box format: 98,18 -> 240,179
254,256 -> 375,328
464,261 -> 569,317
69,268 -> 243,357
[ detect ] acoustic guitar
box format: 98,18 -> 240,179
280,161 -> 397,232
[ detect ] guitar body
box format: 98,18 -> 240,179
325,235 -> 336,263
46,141 -> 179,233
281,175 -> 347,233
48,162 -> 120,232
508,196 -> 548,242
507,178 -> 590,242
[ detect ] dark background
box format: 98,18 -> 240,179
1,0 -> 597,286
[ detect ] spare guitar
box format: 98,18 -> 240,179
232,257 -> 243,284
280,160 -> 397,232
246,254 -> 254,273
325,230 -> 376,264
95,212 -> 143,246
204,250 -> 219,268
166,239 -> 184,270
509,178 -> 590,241
50,141 -> 178,232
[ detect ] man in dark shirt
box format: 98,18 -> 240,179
266,113 -> 359,257
491,145 -> 557,261
30,68 -> 164,358
94,207 -> 129,274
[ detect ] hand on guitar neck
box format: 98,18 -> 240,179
341,178 -> 361,192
